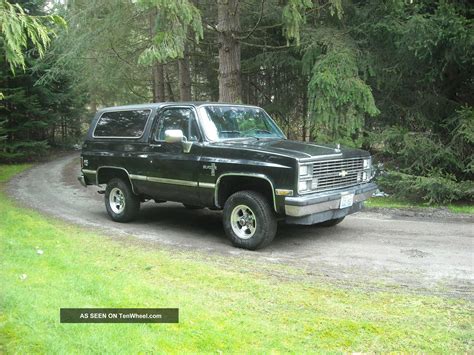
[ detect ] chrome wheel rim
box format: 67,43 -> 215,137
109,187 -> 125,214
230,204 -> 257,239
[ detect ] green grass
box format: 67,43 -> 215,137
0,164 -> 473,352
0,164 -> 32,182
366,196 -> 474,214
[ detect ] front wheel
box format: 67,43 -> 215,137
223,190 -> 277,250
105,178 -> 140,222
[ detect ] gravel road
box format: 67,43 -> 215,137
6,154 -> 474,298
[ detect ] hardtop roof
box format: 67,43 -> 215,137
98,102 -> 260,112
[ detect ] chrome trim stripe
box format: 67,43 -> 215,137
82,169 -> 97,174
199,182 -> 216,188
146,176 -> 198,187
129,174 -> 147,181
298,153 -> 343,162
130,174 -> 208,188
215,173 -> 277,212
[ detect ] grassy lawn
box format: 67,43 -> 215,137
366,196 -> 474,214
0,165 -> 472,352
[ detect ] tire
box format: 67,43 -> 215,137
223,190 -> 277,250
183,204 -> 203,210
317,216 -> 345,227
105,178 -> 140,222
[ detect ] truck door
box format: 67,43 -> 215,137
144,106 -> 202,205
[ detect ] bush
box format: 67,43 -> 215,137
371,107 -> 473,205
0,140 -> 49,163
377,171 -> 473,205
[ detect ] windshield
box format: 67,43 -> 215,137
198,105 -> 286,141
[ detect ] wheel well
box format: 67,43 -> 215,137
97,167 -> 131,186
217,176 -> 275,210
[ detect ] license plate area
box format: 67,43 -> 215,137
339,193 -> 354,209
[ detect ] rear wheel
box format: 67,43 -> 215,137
105,178 -> 140,222
317,216 -> 345,227
223,190 -> 277,250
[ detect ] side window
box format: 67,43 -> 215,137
94,110 -> 150,138
155,108 -> 200,142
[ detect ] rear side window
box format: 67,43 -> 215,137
93,110 -> 151,138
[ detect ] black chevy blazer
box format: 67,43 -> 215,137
79,102 -> 377,249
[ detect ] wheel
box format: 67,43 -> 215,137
105,178 -> 140,222
317,217 -> 345,227
223,190 -> 277,250
183,203 -> 203,210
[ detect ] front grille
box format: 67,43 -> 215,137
312,157 -> 364,192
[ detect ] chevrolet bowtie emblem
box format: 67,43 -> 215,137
339,170 -> 348,177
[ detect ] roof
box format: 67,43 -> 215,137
99,102 -> 260,112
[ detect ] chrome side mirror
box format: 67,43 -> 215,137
164,129 -> 193,153
164,129 -> 183,143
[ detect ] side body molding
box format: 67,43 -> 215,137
214,173 -> 277,212
96,166 -> 138,195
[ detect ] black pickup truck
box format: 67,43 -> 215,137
79,102 -> 377,249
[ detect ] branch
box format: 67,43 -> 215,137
240,41 -> 298,49
236,0 -> 265,40
109,43 -> 134,66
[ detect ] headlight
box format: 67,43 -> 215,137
299,164 -> 311,177
298,164 -> 313,193
298,180 -> 311,192
363,157 -> 372,181
363,157 -> 371,169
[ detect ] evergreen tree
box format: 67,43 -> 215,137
0,0 -> 85,162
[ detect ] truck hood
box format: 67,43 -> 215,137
210,139 -> 369,160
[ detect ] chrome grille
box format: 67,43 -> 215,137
312,157 -> 364,192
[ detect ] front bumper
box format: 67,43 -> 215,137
78,174 -> 87,187
284,182 -> 377,224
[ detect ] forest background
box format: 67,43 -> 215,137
1,0 -> 472,204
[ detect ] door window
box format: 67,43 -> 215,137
155,108 -> 201,142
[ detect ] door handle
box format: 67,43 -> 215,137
149,144 -> 161,148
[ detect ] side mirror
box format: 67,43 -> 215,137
164,129 -> 193,153
164,129 -> 183,143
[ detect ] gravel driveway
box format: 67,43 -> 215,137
7,153 -> 474,299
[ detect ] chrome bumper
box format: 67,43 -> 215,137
78,174 -> 87,187
285,182 -> 377,217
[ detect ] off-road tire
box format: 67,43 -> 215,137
317,216 -> 345,227
223,190 -> 277,250
105,178 -> 140,222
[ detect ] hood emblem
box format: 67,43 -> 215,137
339,170 -> 348,177
335,143 -> 341,153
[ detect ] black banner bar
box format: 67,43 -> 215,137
60,308 -> 179,323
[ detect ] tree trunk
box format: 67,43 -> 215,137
149,9 -> 165,102
152,64 -> 165,102
217,0 -> 241,103
178,44 -> 192,101
165,66 -> 175,101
